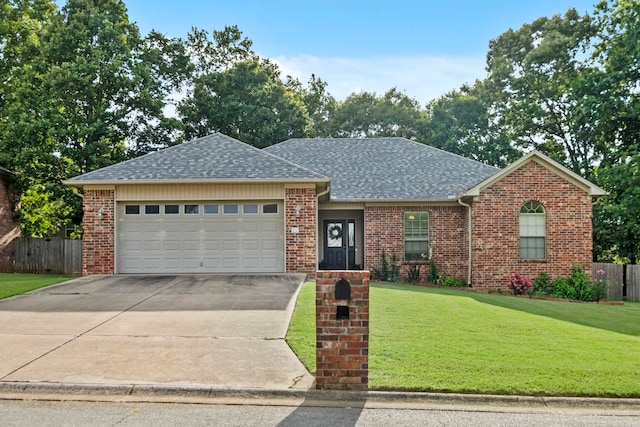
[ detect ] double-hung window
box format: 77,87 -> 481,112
519,201 -> 546,259
404,211 -> 429,261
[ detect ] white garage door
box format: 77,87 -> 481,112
117,201 -> 284,273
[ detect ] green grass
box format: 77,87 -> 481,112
0,274 -> 73,299
286,282 -> 640,397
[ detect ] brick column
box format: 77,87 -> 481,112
285,187 -> 316,275
316,270 -> 369,391
82,189 -> 115,275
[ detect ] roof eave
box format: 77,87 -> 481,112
461,150 -> 608,198
63,177 -> 331,188
329,197 -> 459,204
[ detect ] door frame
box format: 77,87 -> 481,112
321,218 -> 357,270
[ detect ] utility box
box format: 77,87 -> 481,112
315,270 -> 369,391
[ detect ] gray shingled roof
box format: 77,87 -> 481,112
67,133 -> 327,183
264,138 -> 500,200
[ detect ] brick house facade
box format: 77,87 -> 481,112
0,167 -> 19,271
470,159 -> 594,290
363,205 -> 468,283
69,135 -> 604,290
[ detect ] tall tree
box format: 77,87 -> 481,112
179,57 -> 310,147
485,8 -> 599,176
295,74 -> 337,138
1,0 -> 188,236
590,0 -> 640,262
325,88 -> 423,139
422,83 -> 518,167
0,0 -> 57,113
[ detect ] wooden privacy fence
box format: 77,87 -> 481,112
593,262 -> 640,302
14,237 -> 81,275
625,264 -> 640,302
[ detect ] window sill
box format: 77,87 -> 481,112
519,259 -> 548,263
403,261 -> 430,265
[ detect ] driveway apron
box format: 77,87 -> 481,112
0,275 -> 314,390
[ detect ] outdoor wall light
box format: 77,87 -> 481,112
295,205 -> 301,217
98,207 -> 104,218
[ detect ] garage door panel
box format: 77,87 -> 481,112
242,239 -> 259,250
261,256 -> 280,270
262,239 -> 280,251
240,257 -> 259,270
222,240 -> 240,250
261,221 -> 280,232
118,201 -> 284,273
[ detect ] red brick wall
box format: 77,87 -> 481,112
285,187 -> 316,275
82,189 -> 115,275
364,205 -> 468,282
471,160 -> 593,290
0,175 -> 19,271
316,270 -> 369,391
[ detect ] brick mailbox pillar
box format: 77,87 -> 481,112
315,270 -> 369,391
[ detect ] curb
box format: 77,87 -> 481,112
1,382 -> 639,414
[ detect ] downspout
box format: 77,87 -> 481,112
457,197 -> 472,286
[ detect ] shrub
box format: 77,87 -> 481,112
507,273 -> 532,295
591,269 -> 608,302
569,265 -> 592,301
427,258 -> 441,284
552,276 -> 575,300
532,271 -> 553,296
390,250 -> 400,282
551,265 -> 606,302
372,248 -> 400,282
442,277 -> 465,288
407,264 -> 421,283
371,248 -> 390,281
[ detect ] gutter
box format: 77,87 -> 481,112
457,197 -> 473,286
62,177 -> 331,188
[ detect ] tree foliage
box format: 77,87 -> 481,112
323,88 -> 423,139
484,8 -> 599,176
422,84 -> 518,167
590,0 -> 640,262
179,58 -> 310,147
19,184 -> 72,238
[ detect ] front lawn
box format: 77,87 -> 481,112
286,282 -> 640,397
0,274 -> 73,300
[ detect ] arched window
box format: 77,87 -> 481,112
520,201 -> 545,259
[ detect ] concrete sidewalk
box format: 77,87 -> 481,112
0,274 -> 314,390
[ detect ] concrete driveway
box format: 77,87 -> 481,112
0,275 -> 314,390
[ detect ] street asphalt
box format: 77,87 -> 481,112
0,274 -> 638,415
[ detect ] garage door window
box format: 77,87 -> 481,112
184,204 -> 199,214
145,205 -> 160,215
224,204 -> 238,214
263,204 -> 278,214
165,205 -> 179,214
204,204 -> 218,214
125,205 -> 140,215
243,204 -> 259,214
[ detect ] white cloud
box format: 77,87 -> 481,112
272,54 -> 487,104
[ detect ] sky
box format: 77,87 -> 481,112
123,0 -> 599,104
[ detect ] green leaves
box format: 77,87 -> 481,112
19,184 -> 72,238
180,55 -> 310,148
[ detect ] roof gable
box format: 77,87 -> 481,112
463,150 -> 607,197
264,138 -> 500,201
66,133 -> 328,185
